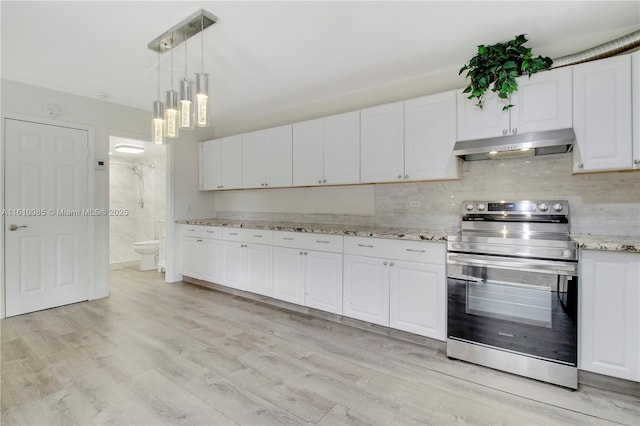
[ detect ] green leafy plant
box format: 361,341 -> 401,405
459,34 -> 553,110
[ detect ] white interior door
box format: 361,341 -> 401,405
5,119 -> 89,317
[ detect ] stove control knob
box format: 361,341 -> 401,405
465,203 -> 475,212
553,203 -> 564,212
538,203 -> 549,212
476,203 -> 486,211
563,249 -> 572,258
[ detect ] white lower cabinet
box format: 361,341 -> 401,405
343,236 -> 447,339
182,226 -> 447,342
304,250 -> 343,315
580,250 -> 640,382
180,226 -> 222,282
389,260 -> 446,340
272,245 -> 343,315
181,236 -> 202,278
221,241 -> 272,295
272,247 -> 306,305
221,241 -> 244,290
343,255 -> 390,326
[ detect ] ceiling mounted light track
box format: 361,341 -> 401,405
147,9 -> 217,141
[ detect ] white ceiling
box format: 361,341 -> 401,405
2,1 -> 639,126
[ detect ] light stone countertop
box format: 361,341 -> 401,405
571,234 -> 640,253
176,219 -> 639,252
176,219 -> 449,242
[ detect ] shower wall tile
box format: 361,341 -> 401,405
110,155 -> 166,264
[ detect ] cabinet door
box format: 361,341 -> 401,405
242,130 -> 267,189
360,102 -> 405,183
266,125 -> 293,188
181,236 -> 201,278
573,55 -> 633,172
580,251 -> 640,381
221,241 -> 244,290
272,247 -> 306,305
200,140 -> 220,190
305,250 -> 343,315
456,90 -> 510,141
201,238 -> 222,283
389,260 -> 446,340
219,136 -> 243,189
293,119 -> 324,186
323,111 -> 360,185
404,91 -> 459,181
513,66 -> 572,133
343,255 -> 389,326
245,244 -> 273,296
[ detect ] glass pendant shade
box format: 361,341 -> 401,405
195,72 -> 210,127
152,100 -> 165,145
165,89 -> 179,139
179,78 -> 194,129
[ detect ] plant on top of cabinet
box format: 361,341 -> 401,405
459,34 -> 553,110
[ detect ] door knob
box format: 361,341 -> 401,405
9,224 -> 28,231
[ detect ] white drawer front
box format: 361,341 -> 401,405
181,224 -> 222,239
344,236 -> 444,264
273,231 -> 343,252
223,227 -> 274,245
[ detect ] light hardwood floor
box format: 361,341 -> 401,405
2,267 -> 639,425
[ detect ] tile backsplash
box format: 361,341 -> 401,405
216,153 -> 640,236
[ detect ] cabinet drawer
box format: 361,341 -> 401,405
344,236 -> 444,264
223,227 -> 274,245
181,224 -> 222,239
273,231 -> 343,252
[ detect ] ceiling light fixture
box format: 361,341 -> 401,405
148,9 -> 217,136
114,143 -> 145,154
179,30 -> 194,130
165,37 -> 179,139
195,15 -> 210,127
152,52 -> 165,145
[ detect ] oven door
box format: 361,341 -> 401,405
447,253 -> 578,365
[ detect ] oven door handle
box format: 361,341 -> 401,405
447,253 -> 578,276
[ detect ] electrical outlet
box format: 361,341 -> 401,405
409,200 -> 421,208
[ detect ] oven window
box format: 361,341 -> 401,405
463,266 -> 556,328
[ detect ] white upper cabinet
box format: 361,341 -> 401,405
242,125 -> 292,189
199,135 -> 242,190
199,140 -> 220,191
293,118 -> 324,186
573,54 -> 633,172
514,66 -> 573,133
293,111 -> 360,186
360,101 -> 405,183
457,66 -> 573,141
456,90 -> 510,141
323,111 -> 360,185
404,91 -> 460,181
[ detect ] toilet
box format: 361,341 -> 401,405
133,240 -> 160,271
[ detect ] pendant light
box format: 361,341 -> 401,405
195,15 -> 210,127
179,29 -> 194,129
151,52 -> 165,145
165,37 -> 179,139
148,10 -> 217,135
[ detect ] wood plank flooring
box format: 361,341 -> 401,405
2,267 -> 639,425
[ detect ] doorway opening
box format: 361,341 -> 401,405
108,136 -> 167,272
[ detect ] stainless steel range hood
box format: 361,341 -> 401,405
453,128 -> 575,161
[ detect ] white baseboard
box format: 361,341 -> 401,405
109,260 -> 139,270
